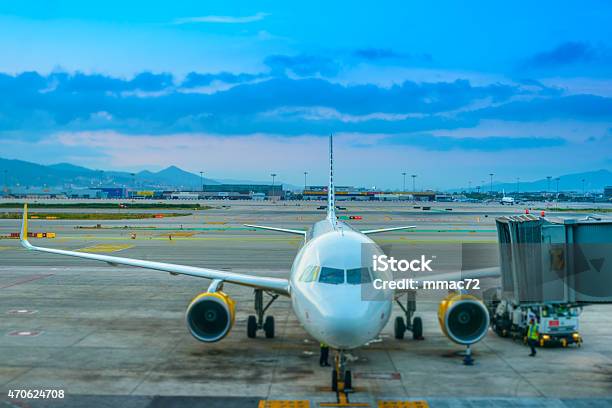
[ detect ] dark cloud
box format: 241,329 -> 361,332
353,48 -> 400,60
380,134 -> 566,151
0,69 -> 600,153
519,42 -> 612,77
129,72 -> 174,91
526,42 -> 595,68
181,72 -> 264,88
263,54 -> 341,76
471,95 -> 612,122
352,48 -> 433,63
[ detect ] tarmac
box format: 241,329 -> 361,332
1,201 -> 611,407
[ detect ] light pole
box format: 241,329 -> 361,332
402,172 -> 406,192
304,171 -> 308,191
3,170 -> 7,192
582,178 -> 586,197
489,173 -> 494,195
271,173 -> 277,200
546,176 -> 552,195
411,174 -> 417,192
468,180 -> 472,192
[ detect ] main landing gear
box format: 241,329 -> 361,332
247,289 -> 278,339
394,291 -> 424,340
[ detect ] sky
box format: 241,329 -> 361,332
1,0 -> 611,190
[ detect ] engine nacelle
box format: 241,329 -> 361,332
185,291 -> 236,342
438,293 -> 489,345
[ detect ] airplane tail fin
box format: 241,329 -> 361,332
327,134 -> 336,221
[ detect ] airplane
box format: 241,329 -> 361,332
500,189 -> 515,205
18,135 -> 499,392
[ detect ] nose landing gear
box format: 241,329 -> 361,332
247,289 -> 278,339
320,350 -> 369,408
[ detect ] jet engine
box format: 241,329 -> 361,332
185,291 -> 236,342
438,293 -> 489,345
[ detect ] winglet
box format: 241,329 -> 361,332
361,225 -> 417,235
20,204 -> 34,249
243,224 -> 306,236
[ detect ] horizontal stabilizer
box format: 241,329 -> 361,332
361,226 -> 416,235
244,224 -> 307,236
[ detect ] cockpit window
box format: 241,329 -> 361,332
319,267 -> 345,284
300,265 -> 320,282
346,267 -> 372,284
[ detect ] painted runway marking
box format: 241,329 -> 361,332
7,330 -> 42,337
7,309 -> 38,315
76,244 -> 134,253
355,372 -> 401,380
378,402 -> 428,408
0,246 -> 12,251
0,274 -> 54,289
259,401 -> 309,408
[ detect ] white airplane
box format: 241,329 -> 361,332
500,189 -> 515,205
18,135 -> 497,391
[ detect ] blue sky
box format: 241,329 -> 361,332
1,1 -> 611,189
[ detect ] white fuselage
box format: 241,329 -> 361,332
289,218 -> 393,349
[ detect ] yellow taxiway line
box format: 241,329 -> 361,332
75,244 -> 134,253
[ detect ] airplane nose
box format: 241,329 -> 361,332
319,301 -> 385,348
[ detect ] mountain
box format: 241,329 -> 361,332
450,169 -> 612,193
0,157 -> 218,190
135,165 -> 220,189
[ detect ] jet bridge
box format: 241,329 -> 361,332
495,214 -> 612,304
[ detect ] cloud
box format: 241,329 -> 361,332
526,42 -> 595,68
173,12 -> 269,24
264,50 -> 432,78
352,48 -> 432,63
264,54 -> 341,77
0,70 -> 575,139
519,42 -> 612,77
353,48 -> 400,61
380,134 -> 566,151
471,95 -> 612,122
181,72 -> 263,88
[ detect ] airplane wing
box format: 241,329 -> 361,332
361,226 -> 416,235
244,224 -> 306,236
19,205 -> 290,296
